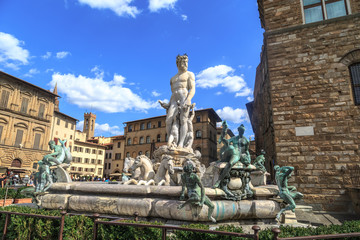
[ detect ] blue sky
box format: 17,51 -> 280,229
0,0 -> 263,139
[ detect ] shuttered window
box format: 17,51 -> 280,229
38,103 -> 45,118
0,90 -> 10,108
350,63 -> 360,105
20,98 -> 29,114
14,129 -> 23,146
33,133 -> 41,149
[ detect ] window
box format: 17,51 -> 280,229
117,142 -> 121,148
71,124 -> 74,130
57,119 -> 60,125
126,152 -> 130,158
86,148 -> 90,153
115,153 -> 121,160
139,137 -> 144,144
0,90 -> 10,108
98,168 -> 102,175
70,135 -> 73,140
20,98 -> 29,114
92,149 -> 96,154
127,138 -> 131,145
302,0 -> 348,24
33,133 -> 41,150
71,167 -> 75,171
105,153 -> 108,159
98,150 -> 103,155
128,125 -> 133,132
74,146 -> 78,151
85,168 -> 88,172
85,158 -> 89,164
104,164 -> 107,170
196,115 -> 201,123
108,163 -> 111,169
350,63 -> 360,105
157,134 -> 161,142
140,123 -> 145,130
196,130 -> 202,139
98,160 -> 102,165
146,136 -> 151,143
109,153 -> 112,159
78,167 -> 83,172
14,129 -> 23,146
91,159 -> 95,164
158,121 -> 161,127
139,151 -> 142,155
147,122 -> 151,129
79,147 -> 83,152
0,125 -> 3,142
78,158 -> 82,163
38,103 -> 45,118
65,121 -> 68,128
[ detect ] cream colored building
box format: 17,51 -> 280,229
110,135 -> 125,176
70,114 -> 106,179
0,71 -> 57,172
50,111 -> 77,152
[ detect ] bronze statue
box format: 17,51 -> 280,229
178,161 -> 216,222
254,149 -> 267,173
213,121 -> 251,188
274,165 -> 303,220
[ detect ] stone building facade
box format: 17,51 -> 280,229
124,108 -> 221,166
249,0 -> 360,211
0,71 -> 57,172
110,135 -> 125,176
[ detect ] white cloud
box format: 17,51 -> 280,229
91,65 -> 104,79
247,96 -> 254,102
238,65 -> 245,69
78,0 -> 140,18
42,52 -> 52,59
56,51 -> 71,59
215,91 -> 222,95
50,72 -> 156,113
196,65 -> 252,97
149,0 -> 177,12
152,91 -> 160,97
0,32 -> 30,69
181,14 -> 187,21
77,120 -> 123,136
216,106 -> 249,124
23,68 -> 40,77
46,68 -> 54,73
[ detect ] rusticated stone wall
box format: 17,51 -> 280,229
253,0 -> 360,211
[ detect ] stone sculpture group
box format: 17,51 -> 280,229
33,54 -> 303,224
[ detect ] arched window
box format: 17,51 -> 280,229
139,137 -> 144,144
128,125 -> 133,132
196,130 -> 202,139
139,151 -> 142,156
157,134 -> 161,142
349,63 -> 360,105
196,116 -> 201,123
146,136 -> 151,143
147,122 -> 151,129
11,159 -> 22,168
127,138 -> 131,145
91,120 -> 94,131
140,123 -> 145,130
132,152 -> 136,158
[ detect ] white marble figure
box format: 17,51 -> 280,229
158,54 -> 195,149
123,157 -> 141,179
124,155 -> 174,186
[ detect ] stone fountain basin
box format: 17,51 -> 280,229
40,183 -> 280,222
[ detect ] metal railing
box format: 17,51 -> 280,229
1,209 -> 360,240
271,228 -> 360,240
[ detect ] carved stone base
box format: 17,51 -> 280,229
250,171 -> 270,186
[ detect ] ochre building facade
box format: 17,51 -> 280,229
249,0 -> 360,211
0,71 -> 57,172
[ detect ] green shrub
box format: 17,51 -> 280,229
97,219 -> 163,240
63,215 -> 94,240
0,187 -> 30,199
170,223 -> 246,240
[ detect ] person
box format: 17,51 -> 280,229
274,165 -> 303,220
0,174 -> 6,188
178,161 -> 216,223
213,122 -> 251,188
159,54 -> 195,148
